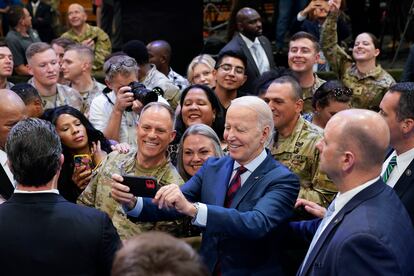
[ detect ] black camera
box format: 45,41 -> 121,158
126,82 -> 159,111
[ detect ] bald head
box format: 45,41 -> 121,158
147,40 -> 172,70
328,109 -> 389,170
0,89 -> 26,149
236,7 -> 262,40
68,3 -> 85,13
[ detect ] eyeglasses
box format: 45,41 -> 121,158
105,59 -> 137,74
217,64 -> 245,75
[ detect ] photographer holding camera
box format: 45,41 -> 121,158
89,55 -> 168,148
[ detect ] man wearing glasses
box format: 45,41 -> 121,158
213,50 -> 248,119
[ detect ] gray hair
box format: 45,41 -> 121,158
177,124 -> 224,180
104,55 -> 138,83
5,118 -> 62,187
230,96 -> 274,146
271,75 -> 303,100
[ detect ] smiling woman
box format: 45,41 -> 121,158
42,105 -> 112,202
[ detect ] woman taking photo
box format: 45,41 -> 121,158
43,105 -> 113,202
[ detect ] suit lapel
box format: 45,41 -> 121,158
0,165 -> 14,200
216,158 -> 235,206
230,153 -> 275,208
393,158 -> 414,198
301,180 -> 385,275
258,36 -> 274,67
236,34 -> 260,75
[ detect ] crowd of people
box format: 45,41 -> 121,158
0,0 -> 413,275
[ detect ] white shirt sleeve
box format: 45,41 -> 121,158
192,202 -> 208,227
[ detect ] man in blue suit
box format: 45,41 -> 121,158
293,109 -> 414,276
111,96 -> 300,275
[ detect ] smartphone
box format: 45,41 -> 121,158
73,154 -> 94,170
122,175 -> 159,198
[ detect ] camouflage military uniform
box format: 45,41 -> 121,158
77,150 -> 185,240
28,78 -> 83,112
271,116 -> 337,213
73,78 -> 106,116
142,64 -> 181,110
61,23 -> 111,73
321,11 -> 395,111
302,74 -> 326,113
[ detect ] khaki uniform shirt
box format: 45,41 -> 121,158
271,116 -> 337,210
77,150 -> 184,240
61,24 -> 111,73
302,74 -> 326,113
142,64 -> 181,110
321,11 -> 395,111
28,78 -> 83,112
73,78 -> 106,116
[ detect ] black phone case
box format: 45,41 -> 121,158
122,175 -> 159,198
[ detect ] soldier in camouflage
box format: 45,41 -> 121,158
78,102 -> 185,240
320,0 -> 395,111
26,42 -> 83,112
61,3 -> 111,73
288,31 -> 326,113
61,44 -> 106,116
264,76 -> 337,219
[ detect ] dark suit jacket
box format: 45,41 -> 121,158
393,158 -> 414,224
0,193 -> 121,275
219,33 -> 276,95
138,151 -> 300,275
0,165 -> 14,200
26,1 -> 55,42
292,180 -> 414,276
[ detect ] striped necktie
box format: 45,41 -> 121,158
382,156 -> 397,183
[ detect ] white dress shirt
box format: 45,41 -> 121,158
239,33 -> 270,74
381,148 -> 414,188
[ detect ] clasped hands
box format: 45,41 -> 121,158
111,174 -> 196,217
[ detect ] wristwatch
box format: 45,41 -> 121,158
192,202 -> 200,220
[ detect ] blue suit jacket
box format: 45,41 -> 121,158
219,33 -> 276,95
138,151 -> 300,275
292,180 -> 414,276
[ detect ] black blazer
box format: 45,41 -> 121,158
0,165 -> 14,200
393,158 -> 414,224
26,1 -> 55,42
219,33 -> 276,95
0,193 -> 121,275
385,149 -> 414,224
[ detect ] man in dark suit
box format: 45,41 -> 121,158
293,109 -> 414,276
0,118 -> 121,275
219,7 -> 275,95
379,82 -> 414,223
26,0 -> 56,42
111,96 -> 300,275
0,89 -> 26,202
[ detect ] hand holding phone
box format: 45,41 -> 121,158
122,175 -> 159,198
73,154 -> 94,170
